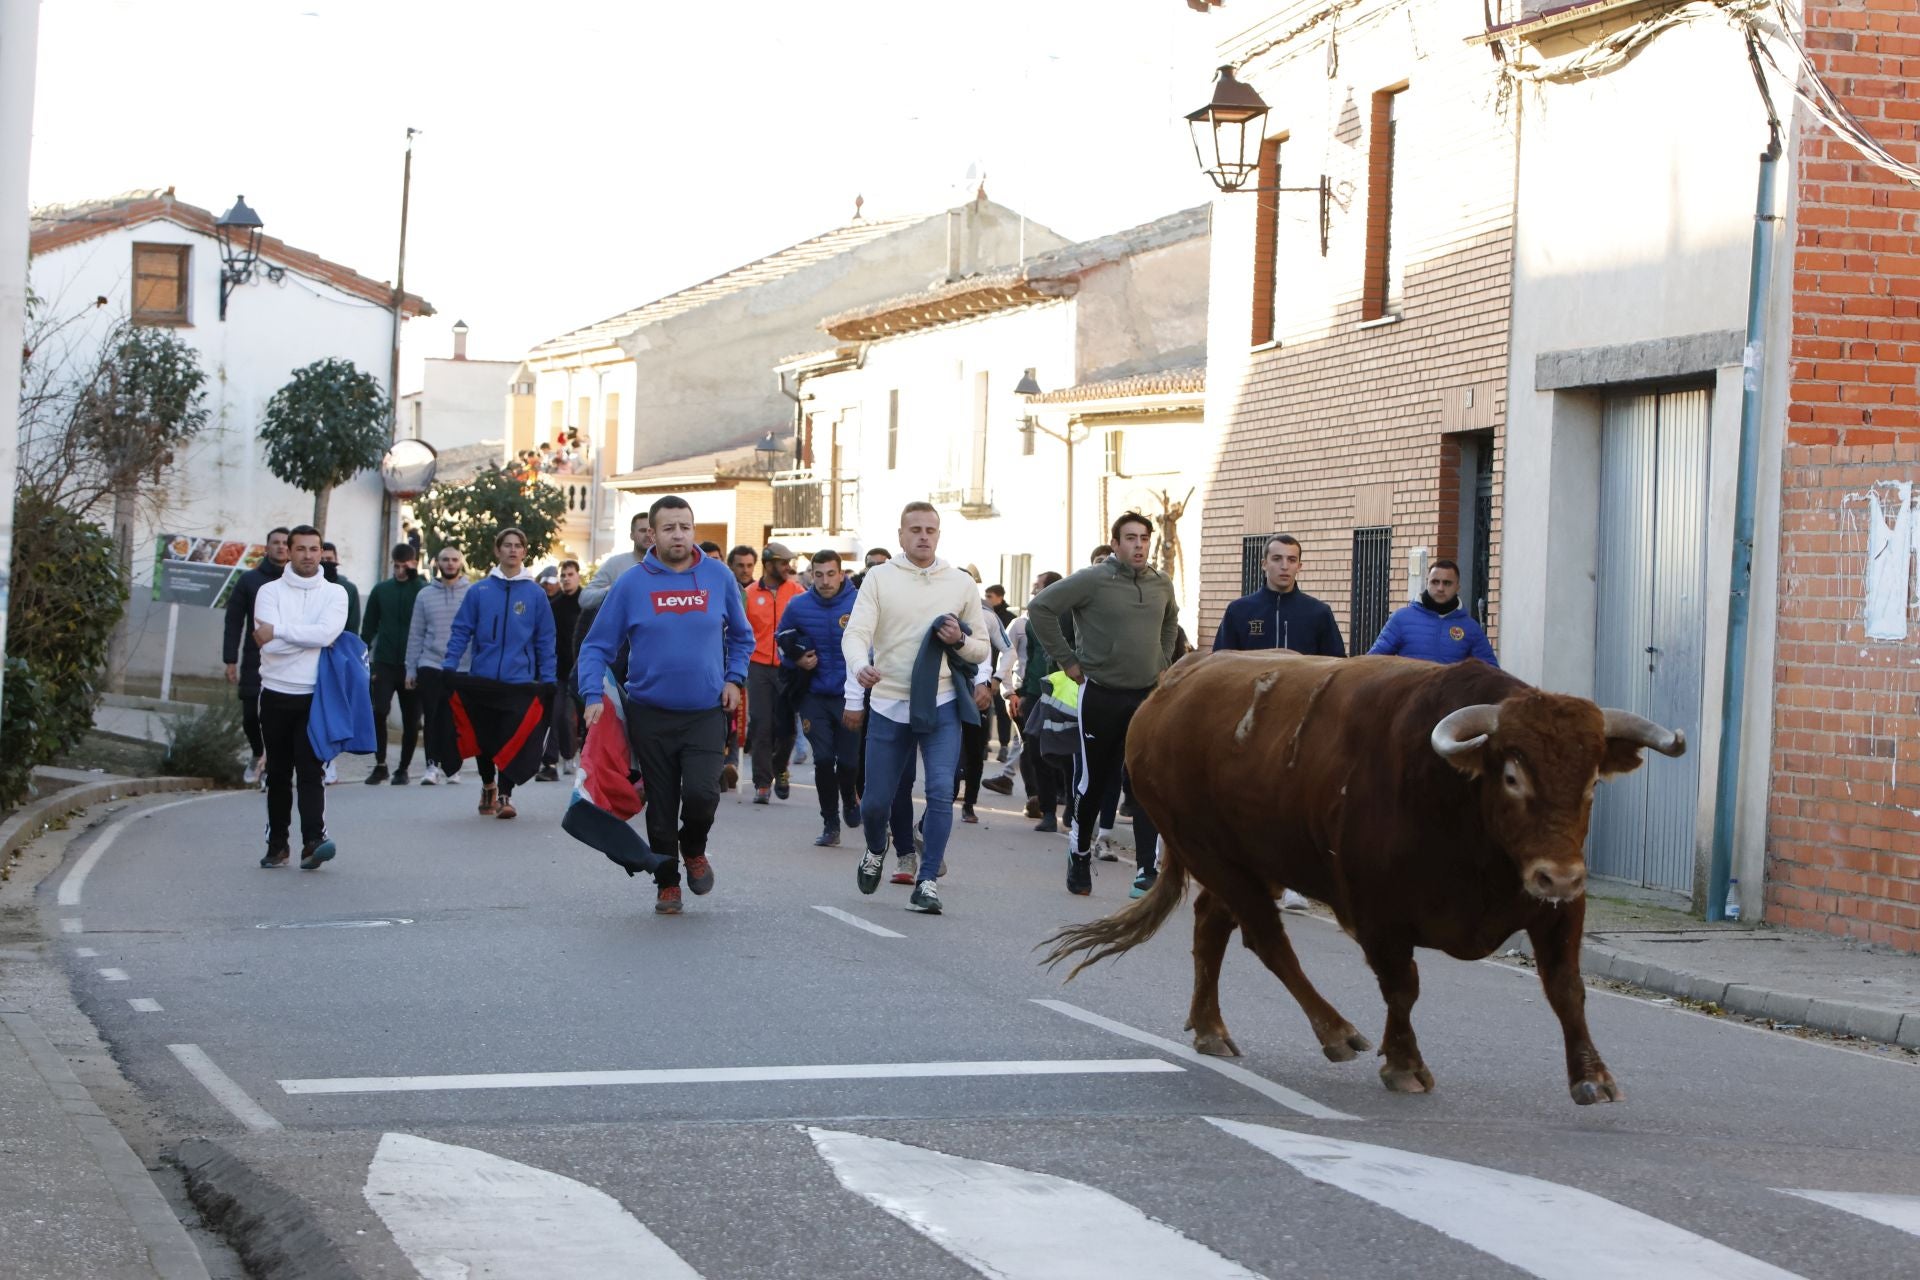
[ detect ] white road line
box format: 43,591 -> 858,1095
57,796 -> 208,907
281,1057 -> 1184,1096
1210,1118 -> 1803,1280
74,946 -> 98,957
1032,999 -> 1357,1122
167,1044 -> 282,1133
808,1126 -> 1265,1280
365,1133 -> 704,1280
128,998 -> 163,1013
60,918 -> 81,933
1778,1189 -> 1920,1238
811,904 -> 906,938
98,967 -> 129,982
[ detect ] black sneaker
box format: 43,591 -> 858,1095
299,838 -> 337,870
844,800 -> 862,829
908,880 -> 943,914
960,804 -> 978,824
534,765 -> 560,782
1066,852 -> 1092,896
981,775 -> 1014,796
857,847 -> 885,895
774,771 -> 791,800
259,845 -> 290,868
391,768 -> 409,785
1034,814 -> 1059,833
363,765 -> 389,785
814,826 -> 841,847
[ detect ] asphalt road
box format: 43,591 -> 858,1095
41,768 -> 1920,1279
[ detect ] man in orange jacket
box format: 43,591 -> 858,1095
744,541 -> 805,803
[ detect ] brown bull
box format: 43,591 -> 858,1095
1042,652 -> 1685,1105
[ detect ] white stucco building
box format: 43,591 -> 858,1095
26,188 -> 430,679
398,320 -> 515,454
781,206 -> 1210,609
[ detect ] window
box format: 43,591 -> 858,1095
550,402 -> 564,434
887,389 -> 900,471
1104,429 -> 1125,477
1241,534 -> 1274,596
131,244 -> 190,325
1250,135 -> 1284,345
968,371 -> 990,505
1350,526 -> 1394,652
1001,554 -> 1033,606
1363,86 -> 1408,321
576,397 -> 591,444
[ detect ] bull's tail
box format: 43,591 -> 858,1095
1038,841 -> 1189,981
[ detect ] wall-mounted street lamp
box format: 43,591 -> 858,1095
1015,372 -> 1092,566
754,429 -> 785,473
214,195 -> 285,320
1187,67 -> 1332,256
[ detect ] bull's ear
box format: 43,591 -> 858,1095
1600,738 -> 1646,778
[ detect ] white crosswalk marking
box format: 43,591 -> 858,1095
807,1126 -> 1265,1280
1209,1118 -> 1804,1280
363,1132 -> 703,1279
1778,1190 -> 1920,1238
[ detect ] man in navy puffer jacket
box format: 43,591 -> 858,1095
1368,558 -> 1498,666
443,527 -> 557,819
778,550 -> 862,847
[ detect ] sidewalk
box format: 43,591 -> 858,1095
0,772 -> 219,1279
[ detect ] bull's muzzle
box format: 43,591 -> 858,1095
1521,859 -> 1587,904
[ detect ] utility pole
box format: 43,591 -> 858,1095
377,127 -> 417,564
0,2 -> 43,719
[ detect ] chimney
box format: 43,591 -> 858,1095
946,210 -> 963,282
451,319 -> 469,361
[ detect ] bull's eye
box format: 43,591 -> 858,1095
1503,760 -> 1526,796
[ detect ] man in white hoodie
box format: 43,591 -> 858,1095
252,526 -> 349,870
841,502 -> 991,915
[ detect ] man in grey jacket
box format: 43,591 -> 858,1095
580,512 -> 652,611
1025,512 -> 1179,899
404,545 -> 472,784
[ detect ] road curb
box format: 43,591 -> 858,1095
1514,933 -> 1920,1050
173,1139 -> 358,1280
0,776 -> 213,872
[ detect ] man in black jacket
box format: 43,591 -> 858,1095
1213,534 -> 1345,656
537,561 -> 584,780
222,527 -> 291,784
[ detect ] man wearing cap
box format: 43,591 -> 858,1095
744,541 -> 805,803
360,542 -> 425,785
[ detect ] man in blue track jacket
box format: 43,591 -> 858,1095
1368,558 -> 1498,666
443,527 -> 556,821
778,549 -> 861,848
578,496 -> 753,915
1213,534 -> 1345,656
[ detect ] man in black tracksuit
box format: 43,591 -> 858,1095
1025,512 -> 1180,900
1213,533 -> 1346,656
222,526 -> 291,782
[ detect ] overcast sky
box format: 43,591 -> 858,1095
29,0 -> 1222,391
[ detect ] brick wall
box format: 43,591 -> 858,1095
1767,0 -> 1920,951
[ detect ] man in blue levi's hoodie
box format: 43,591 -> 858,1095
443,526 -> 557,821
578,496 -> 752,915
1368,558 -> 1498,667
777,549 -> 861,848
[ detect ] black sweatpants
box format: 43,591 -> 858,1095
413,668 -> 459,776
958,713 -> 989,806
746,663 -> 794,789
259,689 -> 324,850
626,703 -> 727,888
1073,682 -> 1159,871
239,684 -> 264,758
369,661 -> 420,770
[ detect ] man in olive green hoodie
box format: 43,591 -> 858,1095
360,543 -> 426,784
1025,513 -> 1179,899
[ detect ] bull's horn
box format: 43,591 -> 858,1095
1431,704 -> 1500,759
1601,709 -> 1687,757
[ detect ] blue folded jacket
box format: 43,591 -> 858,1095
309,632 -> 377,761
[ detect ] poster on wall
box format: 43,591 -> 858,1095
152,535 -> 267,609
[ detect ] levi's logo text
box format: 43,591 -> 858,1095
652,589 -> 711,615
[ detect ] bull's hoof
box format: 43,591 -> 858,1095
1570,1075 -> 1624,1106
1194,1031 -> 1242,1058
1319,1026 -> 1373,1062
1379,1063 -> 1436,1094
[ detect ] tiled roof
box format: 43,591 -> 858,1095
29,189 -> 432,316
530,215 -> 931,359
605,430 -> 795,489
1026,364 -> 1207,406
822,205 -> 1209,343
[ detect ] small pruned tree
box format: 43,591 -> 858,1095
411,464 -> 565,573
259,358 -> 388,534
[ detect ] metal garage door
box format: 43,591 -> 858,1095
1590,388 -> 1710,893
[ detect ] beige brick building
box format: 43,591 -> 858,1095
1191,0 -> 1512,652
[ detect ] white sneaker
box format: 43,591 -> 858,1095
1281,889 -> 1312,911
420,764 -> 441,786
243,756 -> 263,785
322,759 -> 338,786
1091,833 -> 1119,863
443,770 -> 463,785
561,756 -> 575,776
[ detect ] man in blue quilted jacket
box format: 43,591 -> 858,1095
1368,559 -> 1498,667
778,549 -> 862,847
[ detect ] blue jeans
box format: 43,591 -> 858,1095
799,692 -> 861,827
862,702 -> 962,879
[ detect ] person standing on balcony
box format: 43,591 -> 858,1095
745,542 -> 805,803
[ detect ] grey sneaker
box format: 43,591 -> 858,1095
908,880 -> 942,914
857,848 -> 886,895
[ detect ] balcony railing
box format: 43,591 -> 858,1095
772,469 -> 861,535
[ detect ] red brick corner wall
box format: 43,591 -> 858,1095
1769,0 -> 1920,952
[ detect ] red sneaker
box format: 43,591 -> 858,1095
683,855 -> 715,895
655,885 -> 683,915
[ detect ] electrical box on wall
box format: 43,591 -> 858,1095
1407,546 -> 1429,603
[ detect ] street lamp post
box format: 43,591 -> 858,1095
214,195 -> 285,319
1187,66 -> 1332,256
1016,372 -> 1090,567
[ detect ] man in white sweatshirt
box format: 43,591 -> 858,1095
252,526 -> 349,870
841,502 -> 991,914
